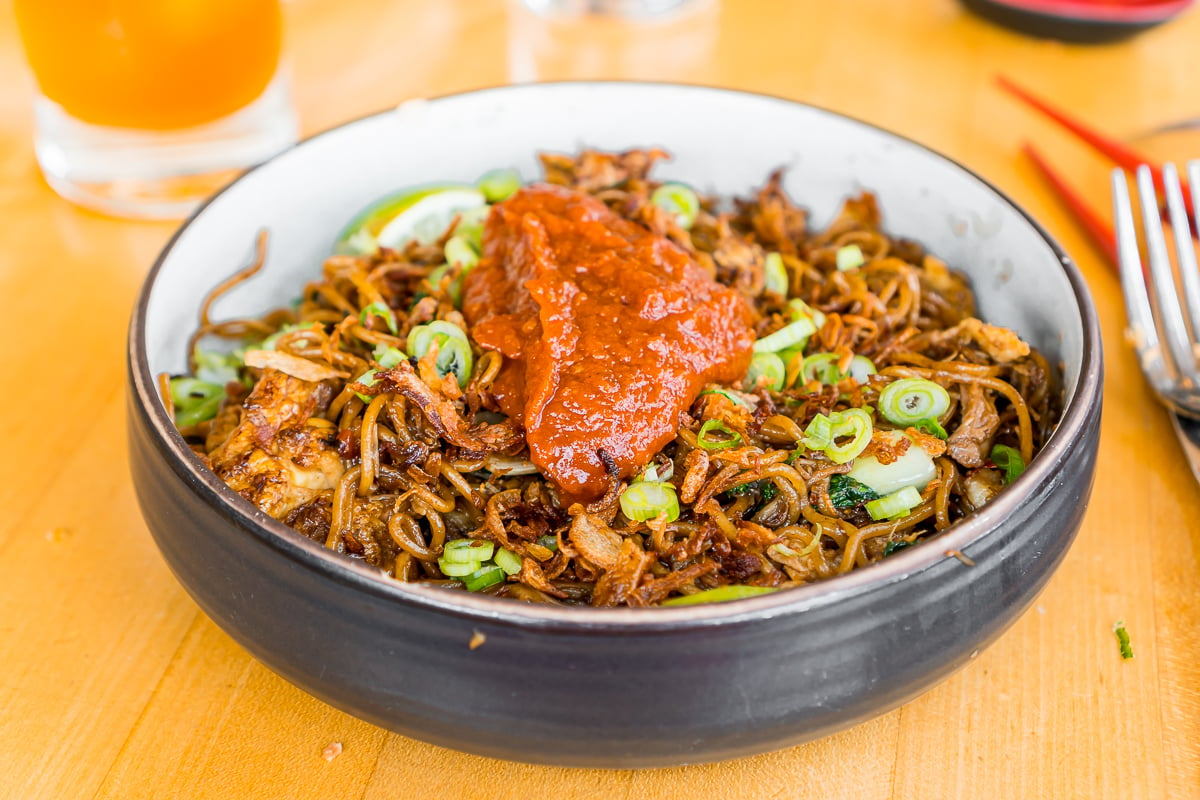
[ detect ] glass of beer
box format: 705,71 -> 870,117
14,0 -> 298,219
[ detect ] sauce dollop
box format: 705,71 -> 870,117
463,184 -> 755,500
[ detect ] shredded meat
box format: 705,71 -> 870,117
946,383 -> 1000,468
376,360 -> 523,456
207,369 -> 344,519
917,318 -> 1030,363
539,148 -> 668,193
961,467 -> 1005,512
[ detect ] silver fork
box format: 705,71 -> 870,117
1111,162 -> 1200,482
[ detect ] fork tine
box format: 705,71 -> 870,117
1147,164 -> 1199,380
1113,168 -> 1160,363
1135,164 -> 1195,381
1165,163 -> 1200,364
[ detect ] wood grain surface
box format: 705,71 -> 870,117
1,1 -> 1198,798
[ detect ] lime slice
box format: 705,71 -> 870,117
334,184 -> 486,255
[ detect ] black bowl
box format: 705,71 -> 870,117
961,0 -> 1194,43
127,83 -> 1102,767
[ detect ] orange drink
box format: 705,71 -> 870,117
15,0 -> 283,131
14,0 -> 296,218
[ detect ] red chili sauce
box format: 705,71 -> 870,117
462,184 -> 755,501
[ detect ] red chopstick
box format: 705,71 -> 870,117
996,74 -> 1194,211
1022,143 -> 1119,273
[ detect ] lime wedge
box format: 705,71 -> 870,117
334,184 -> 486,255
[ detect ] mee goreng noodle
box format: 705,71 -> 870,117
165,149 -> 1060,607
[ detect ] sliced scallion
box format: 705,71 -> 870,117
373,343 -> 406,369
836,244 -> 866,271
911,417 -> 948,439
477,168 -> 521,203
442,538 -> 495,564
744,352 -> 786,392
437,557 -> 482,577
170,377 -> 224,427
788,298 -> 827,331
801,352 -> 844,385
358,301 -> 398,335
408,321 -> 474,386
443,235 -> 480,270
407,320 -> 469,356
435,336 -> 474,387
878,378 -> 951,426
261,321 -> 323,350
536,535 -> 559,552
801,412 -> 835,450
662,585 -> 779,606
764,252 -> 789,295
651,182 -> 700,230
423,264 -> 465,308
697,419 -> 742,451
462,564 -> 506,591
824,407 -> 873,463
453,205 -> 490,251
846,355 -> 876,384
865,485 -> 923,521
753,316 -> 818,354
1113,620 -> 1134,660
193,349 -> 242,386
620,481 -> 680,522
990,444 -> 1026,484
699,388 -> 755,409
494,548 -> 523,576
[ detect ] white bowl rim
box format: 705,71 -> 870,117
128,80 -> 1103,632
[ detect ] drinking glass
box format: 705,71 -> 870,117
14,0 -> 298,219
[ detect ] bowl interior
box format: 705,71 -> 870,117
137,82 -> 1093,613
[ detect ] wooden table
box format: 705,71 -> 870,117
2,1 -> 1198,797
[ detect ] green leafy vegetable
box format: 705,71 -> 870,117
990,444 -> 1026,484
911,417 -> 948,439
724,479 -> 778,502
882,540 -> 912,557
828,474 -> 880,509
